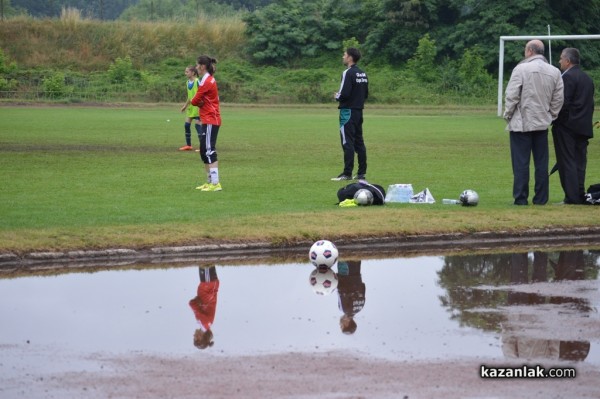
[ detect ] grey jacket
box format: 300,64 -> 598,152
504,54 -> 564,132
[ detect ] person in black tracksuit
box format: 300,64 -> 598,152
337,260 -> 365,334
332,48 -> 369,181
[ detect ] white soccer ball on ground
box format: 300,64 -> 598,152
309,239 -> 339,269
353,189 -> 374,205
309,268 -> 338,295
459,189 -> 479,206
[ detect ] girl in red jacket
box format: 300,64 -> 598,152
191,55 -> 223,192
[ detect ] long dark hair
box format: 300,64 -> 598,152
197,55 -> 217,75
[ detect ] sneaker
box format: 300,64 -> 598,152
353,174 -> 366,180
339,199 -> 357,207
195,183 -> 210,190
201,183 -> 222,192
179,145 -> 194,151
331,174 -> 352,181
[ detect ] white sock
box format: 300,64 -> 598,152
210,168 -> 219,184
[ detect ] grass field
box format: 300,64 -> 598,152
1,104 -> 599,254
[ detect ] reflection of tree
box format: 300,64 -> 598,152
437,254 -> 512,332
437,251 -> 600,333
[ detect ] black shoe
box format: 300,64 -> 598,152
353,174 -> 366,180
331,174 -> 352,181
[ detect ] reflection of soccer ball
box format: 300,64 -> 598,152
309,268 -> 338,295
353,189 -> 374,206
459,189 -> 479,206
309,240 -> 339,269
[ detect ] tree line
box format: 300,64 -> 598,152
3,0 -> 600,71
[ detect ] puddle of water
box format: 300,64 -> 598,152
1,250 -> 599,369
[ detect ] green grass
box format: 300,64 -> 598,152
1,104 -> 599,254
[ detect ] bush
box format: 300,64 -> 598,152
107,56 -> 136,84
407,34 -> 438,84
42,72 -> 72,99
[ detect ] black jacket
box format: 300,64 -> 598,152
554,65 -> 595,138
336,64 -> 368,110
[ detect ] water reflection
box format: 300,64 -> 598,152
336,260 -> 365,335
438,250 -> 599,362
189,266 -> 220,349
0,249 -> 598,368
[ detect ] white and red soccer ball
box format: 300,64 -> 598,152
309,268 -> 338,295
309,240 -> 338,269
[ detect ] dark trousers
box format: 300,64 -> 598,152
510,130 -> 549,205
199,124 -> 219,164
552,125 -> 589,204
339,109 -> 367,176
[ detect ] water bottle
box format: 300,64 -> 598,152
442,199 -> 460,204
385,184 -> 414,203
398,185 -> 413,202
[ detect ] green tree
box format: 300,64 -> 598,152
11,0 -> 138,19
2,0 -> 27,17
119,0 -> 236,20
364,0 -> 438,64
434,0 -> 600,70
243,0 -> 344,66
458,46 -> 493,92
407,34 -> 438,83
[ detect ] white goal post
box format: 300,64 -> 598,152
497,34 -> 600,116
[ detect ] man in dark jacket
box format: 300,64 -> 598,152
552,48 -> 595,204
332,48 -> 369,182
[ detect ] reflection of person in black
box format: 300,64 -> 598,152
507,251 -> 548,305
336,260 -> 365,334
502,251 -> 590,361
189,266 -> 220,349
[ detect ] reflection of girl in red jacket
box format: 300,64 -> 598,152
189,266 -> 220,349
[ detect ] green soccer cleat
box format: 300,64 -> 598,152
201,183 -> 222,192
195,183 -> 210,190
339,198 -> 357,207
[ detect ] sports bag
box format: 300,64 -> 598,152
337,182 -> 386,205
585,183 -> 600,205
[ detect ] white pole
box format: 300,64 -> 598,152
548,25 -> 552,64
497,38 -> 505,117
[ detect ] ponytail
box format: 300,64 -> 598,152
197,55 -> 217,75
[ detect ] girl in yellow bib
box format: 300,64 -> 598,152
179,66 -> 201,151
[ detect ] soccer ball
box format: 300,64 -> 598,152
309,268 -> 338,295
459,189 -> 479,206
309,240 -> 339,269
353,189 -> 374,206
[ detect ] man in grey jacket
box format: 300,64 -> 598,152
504,39 -> 564,205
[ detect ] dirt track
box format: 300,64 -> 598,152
4,349 -> 600,399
